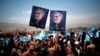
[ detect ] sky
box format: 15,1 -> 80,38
0,0 -> 100,28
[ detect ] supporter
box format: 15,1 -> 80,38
47,40 -> 55,56
65,46 -> 77,56
61,42 -> 68,56
39,41 -> 48,56
86,44 -> 97,56
54,43 -> 61,56
10,48 -> 22,56
21,41 -> 35,56
0,26 -> 100,56
73,41 -> 82,56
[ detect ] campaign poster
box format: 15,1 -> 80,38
49,10 -> 66,31
29,6 -> 49,29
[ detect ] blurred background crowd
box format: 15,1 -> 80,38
0,26 -> 100,56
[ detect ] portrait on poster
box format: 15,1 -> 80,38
29,6 -> 49,29
49,10 -> 66,31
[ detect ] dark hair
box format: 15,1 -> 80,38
48,35 -> 53,38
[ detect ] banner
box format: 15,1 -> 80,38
49,10 -> 66,31
29,6 -> 49,29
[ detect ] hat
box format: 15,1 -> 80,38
74,41 -> 79,44
87,44 -> 95,48
29,41 -> 34,45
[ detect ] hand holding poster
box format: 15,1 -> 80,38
49,10 -> 66,31
29,6 -> 49,29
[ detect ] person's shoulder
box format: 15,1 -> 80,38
21,50 -> 30,56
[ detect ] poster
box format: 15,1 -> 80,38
49,10 -> 66,31
29,6 -> 49,29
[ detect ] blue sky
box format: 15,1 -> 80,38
0,0 -> 100,28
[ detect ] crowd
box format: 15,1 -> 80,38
0,26 -> 100,56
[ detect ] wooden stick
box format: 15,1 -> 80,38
55,31 -> 59,44
33,27 -> 38,43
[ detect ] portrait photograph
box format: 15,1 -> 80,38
49,10 -> 66,31
29,6 -> 49,29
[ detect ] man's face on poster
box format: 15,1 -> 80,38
35,9 -> 44,21
53,12 -> 62,25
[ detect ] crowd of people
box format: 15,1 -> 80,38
0,26 -> 100,56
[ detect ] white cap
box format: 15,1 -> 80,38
29,41 -> 34,45
87,44 -> 95,48
74,41 -> 79,44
